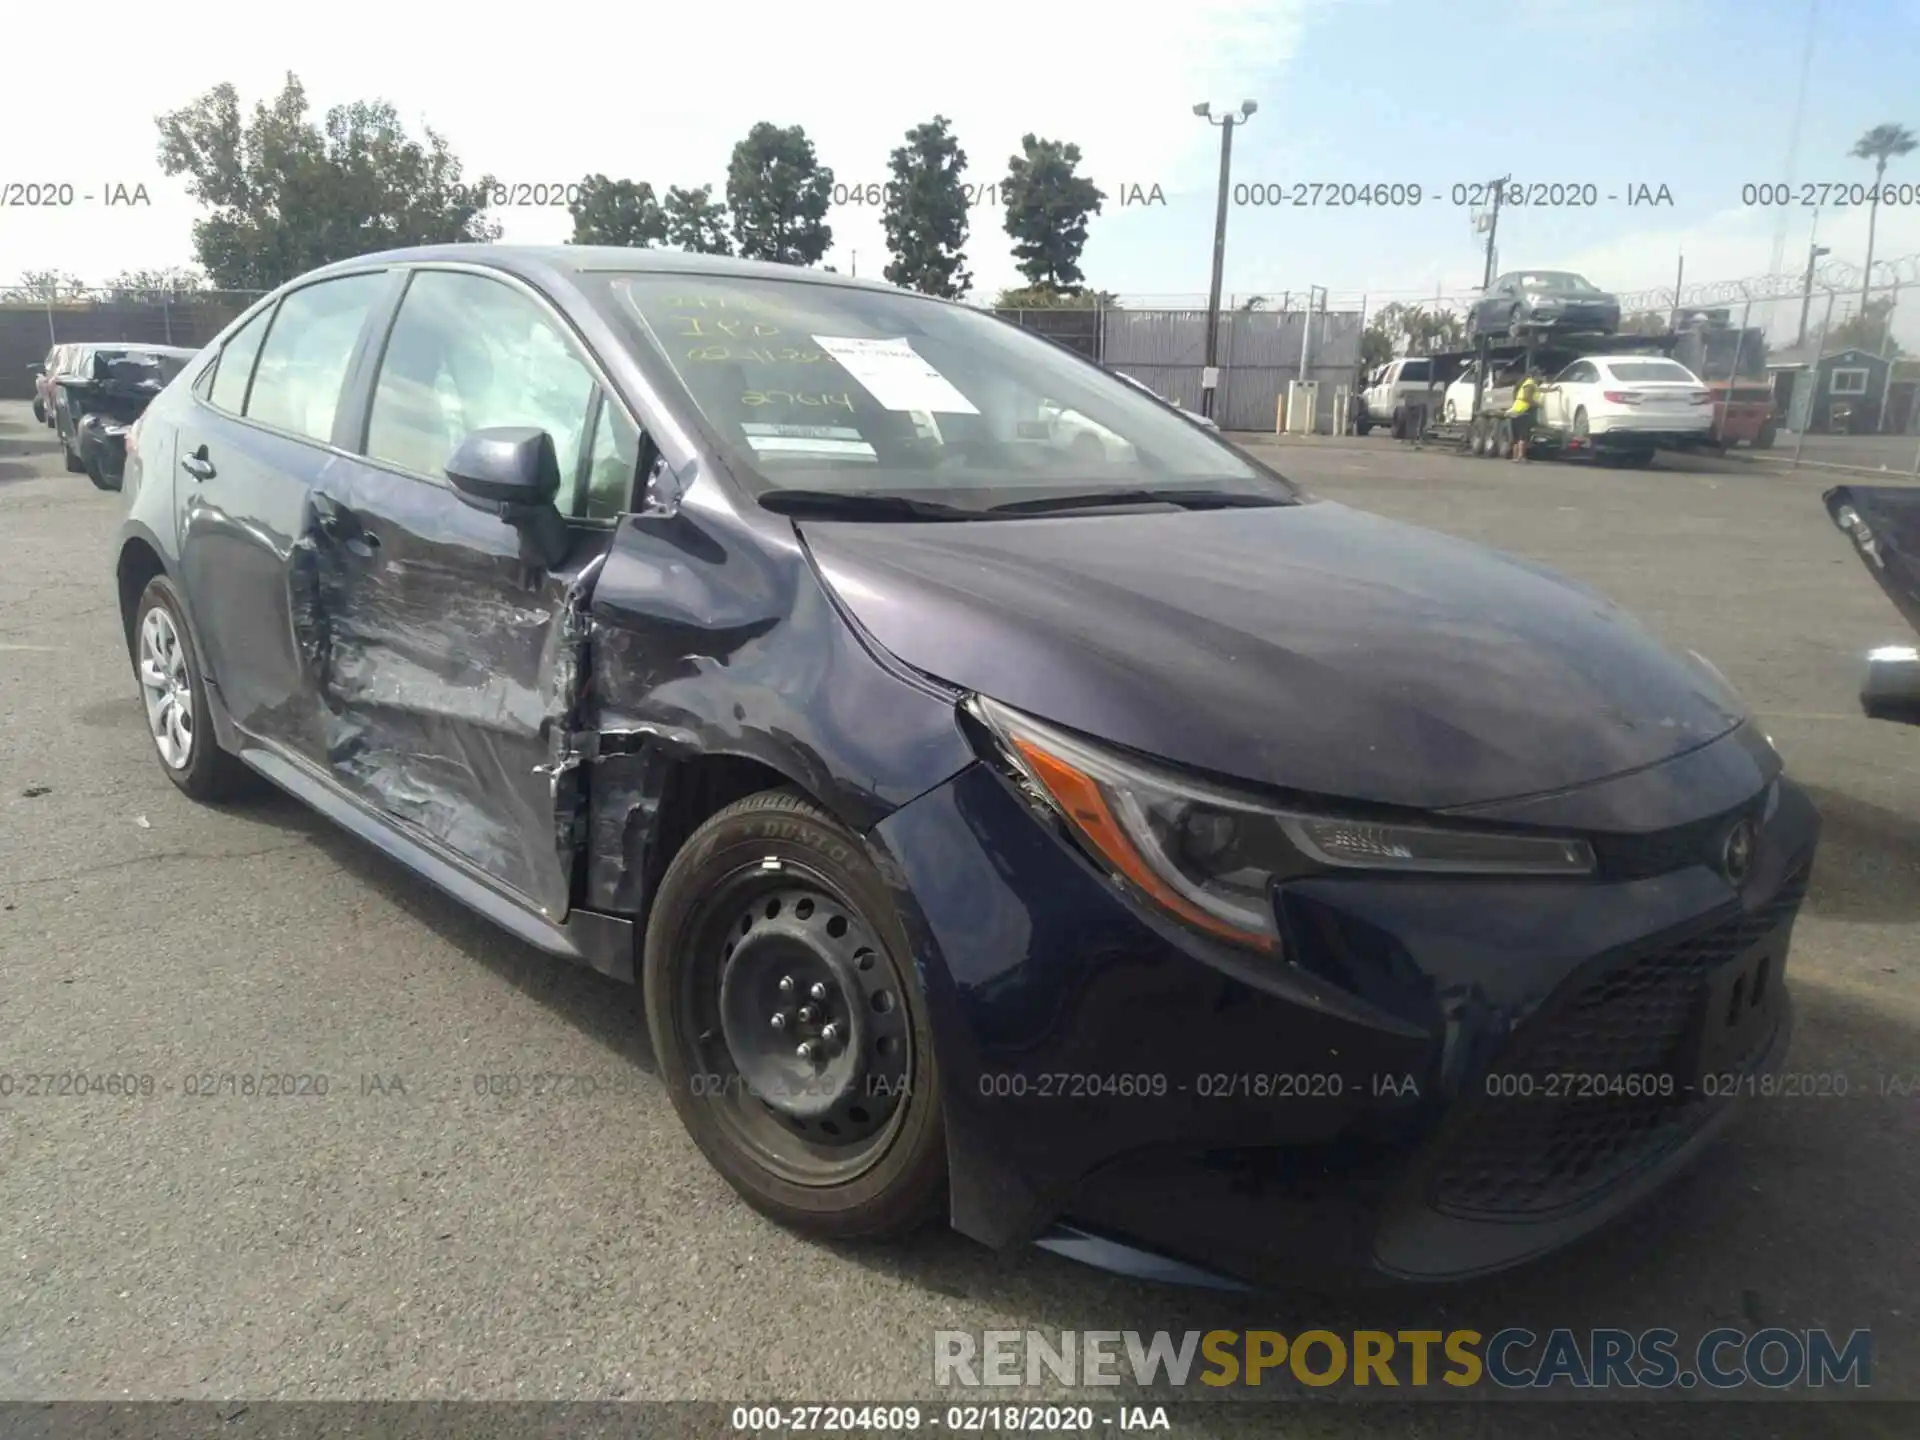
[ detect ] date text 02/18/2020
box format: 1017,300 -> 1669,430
1224,181 -> 1675,209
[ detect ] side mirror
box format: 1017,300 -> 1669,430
446,426 -> 568,569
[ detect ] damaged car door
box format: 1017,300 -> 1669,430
303,266 -> 639,922
176,273 -> 393,756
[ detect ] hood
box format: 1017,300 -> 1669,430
801,500 -> 1747,811
1826,484 -> 1920,637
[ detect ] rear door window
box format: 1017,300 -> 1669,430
245,273 -> 388,443
1398,359 -> 1430,382
207,307 -> 274,414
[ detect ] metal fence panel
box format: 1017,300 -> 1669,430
0,292 -> 266,398
1099,307 -> 1362,432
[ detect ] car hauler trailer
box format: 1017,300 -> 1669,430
1391,329 -> 1704,464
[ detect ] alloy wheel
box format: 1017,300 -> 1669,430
138,606 -> 194,770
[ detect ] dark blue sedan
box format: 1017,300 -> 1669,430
112,246 -> 1817,1286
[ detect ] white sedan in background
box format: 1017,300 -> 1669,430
1538,355 -> 1715,445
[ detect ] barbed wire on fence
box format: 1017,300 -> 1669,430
1615,253 -> 1920,313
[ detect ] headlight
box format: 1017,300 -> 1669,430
969,697 -> 1596,953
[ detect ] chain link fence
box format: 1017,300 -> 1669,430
0,288 -> 267,399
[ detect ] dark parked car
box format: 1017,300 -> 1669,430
1469,270 -> 1622,339
1825,484 -> 1920,726
114,246 -> 1817,1287
52,343 -> 198,488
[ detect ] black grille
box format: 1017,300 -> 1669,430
1428,865 -> 1809,1219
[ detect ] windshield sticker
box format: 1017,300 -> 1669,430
812,336 -> 980,415
743,423 -> 876,460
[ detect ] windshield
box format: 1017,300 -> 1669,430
1606,360 -> 1700,384
605,274 -> 1294,513
1519,272 -> 1600,293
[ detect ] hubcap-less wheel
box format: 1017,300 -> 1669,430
688,869 -> 913,1185
138,606 -> 194,770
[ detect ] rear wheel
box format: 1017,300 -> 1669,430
1506,305 -> 1525,338
643,789 -> 947,1240
86,450 -> 118,491
1572,407 -> 1591,444
62,434 -> 84,473
31,398 -> 45,424
1753,420 -> 1777,449
132,576 -> 251,801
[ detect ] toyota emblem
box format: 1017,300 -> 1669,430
1722,818 -> 1759,884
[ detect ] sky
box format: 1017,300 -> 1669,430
4,0 -> 1920,347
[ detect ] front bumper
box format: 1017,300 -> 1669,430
874,731 -> 1818,1286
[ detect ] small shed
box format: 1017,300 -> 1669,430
1766,345 -> 1893,434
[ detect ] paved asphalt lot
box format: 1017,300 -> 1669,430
2,400 -> 1917,1432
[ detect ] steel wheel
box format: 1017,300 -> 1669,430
138,605 -> 194,770
644,788 -> 946,1237
680,865 -> 914,1185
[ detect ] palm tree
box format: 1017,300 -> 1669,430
1850,122 -> 1917,315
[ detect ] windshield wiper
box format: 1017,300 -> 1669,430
986,487 -> 1289,516
756,489 -> 978,522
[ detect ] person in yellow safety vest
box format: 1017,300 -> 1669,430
1508,368 -> 1545,462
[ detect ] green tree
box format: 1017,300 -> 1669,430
104,267 -> 207,300
155,73 -> 500,290
15,269 -> 88,300
1620,309 -> 1670,335
881,116 -> 972,298
1361,301 -> 1466,363
567,175 -> 666,247
1360,311 -> 1397,368
1001,135 -> 1105,293
663,184 -> 732,255
726,123 -> 834,266
1824,296 -> 1904,357
992,285 -> 1117,309
1850,122 -> 1918,315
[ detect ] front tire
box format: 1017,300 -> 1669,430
86,451 -> 118,491
131,576 -> 251,801
643,789 -> 947,1240
32,398 -> 45,424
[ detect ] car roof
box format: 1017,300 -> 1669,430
304,243 -> 914,300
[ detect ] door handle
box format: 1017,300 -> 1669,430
180,447 -> 215,481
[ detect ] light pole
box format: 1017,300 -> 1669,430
1196,99 -> 1258,419
1796,239 -> 1830,350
